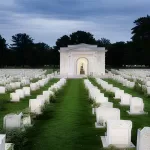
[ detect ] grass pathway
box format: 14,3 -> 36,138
0,79 -> 58,131
26,79 -> 103,150
90,78 -> 150,146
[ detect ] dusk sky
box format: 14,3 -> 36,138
0,0 -> 150,46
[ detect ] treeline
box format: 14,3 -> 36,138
0,15 -> 150,68
0,34 -> 59,68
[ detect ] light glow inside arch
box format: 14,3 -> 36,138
76,57 -> 88,75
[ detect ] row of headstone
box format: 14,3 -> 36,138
84,79 -> 115,128
84,79 -> 108,104
10,87 -> 31,102
0,69 -> 46,83
0,69 -> 50,92
0,70 -> 57,149
10,75 -> 54,102
96,78 -> 150,149
84,79 -> 132,148
90,78 -> 150,149
105,72 -> 135,89
96,78 -> 147,115
0,69 -> 46,79
29,78 -> 66,114
30,77 -> 50,91
111,69 -> 150,95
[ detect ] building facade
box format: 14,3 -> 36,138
59,44 -> 106,76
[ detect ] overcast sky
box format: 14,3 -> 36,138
0,0 -> 150,46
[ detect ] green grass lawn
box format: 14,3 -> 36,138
0,79 -> 58,131
24,79 -> 104,150
89,78 -> 150,146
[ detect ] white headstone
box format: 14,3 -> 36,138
115,90 -> 124,99
22,87 -> 30,96
43,91 -> 50,102
29,99 -> 43,114
30,83 -> 37,91
106,120 -> 132,148
120,93 -> 132,105
15,89 -> 25,98
95,108 -> 120,127
130,97 -> 144,114
0,134 -> 5,150
95,95 -> 108,104
0,87 -> 5,94
137,127 -> 150,150
147,87 -> 150,95
36,95 -> 46,104
3,113 -> 22,129
10,93 -> 20,102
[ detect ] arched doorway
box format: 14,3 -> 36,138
76,58 -> 88,75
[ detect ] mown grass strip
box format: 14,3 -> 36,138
23,79 -> 103,150
89,78 -> 150,146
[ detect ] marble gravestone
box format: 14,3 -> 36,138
136,127 -> 150,150
15,89 -> 25,98
127,97 -> 147,115
43,91 -> 51,103
10,93 -> 20,102
120,93 -> 132,106
95,94 -> 108,104
59,44 -> 106,76
0,134 -> 5,150
3,113 -> 23,129
115,90 -> 124,99
92,102 -> 113,115
30,83 -> 38,91
23,87 -> 30,96
101,120 -> 135,148
29,99 -> 44,114
0,87 -> 5,94
95,108 -> 120,128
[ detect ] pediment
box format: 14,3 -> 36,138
68,43 -> 97,48
59,43 -> 106,52
70,47 -> 94,51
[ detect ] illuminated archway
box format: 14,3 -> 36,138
76,58 -> 88,75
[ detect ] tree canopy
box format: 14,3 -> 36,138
0,35 -> 7,67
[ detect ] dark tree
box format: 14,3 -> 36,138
56,35 -> 71,48
0,35 -> 7,67
106,42 -> 126,67
132,15 -> 150,42
34,42 -> 52,66
97,38 -> 111,48
70,31 -> 97,45
10,33 -> 34,67
131,15 -> 150,66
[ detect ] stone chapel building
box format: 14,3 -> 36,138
59,43 -> 106,76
